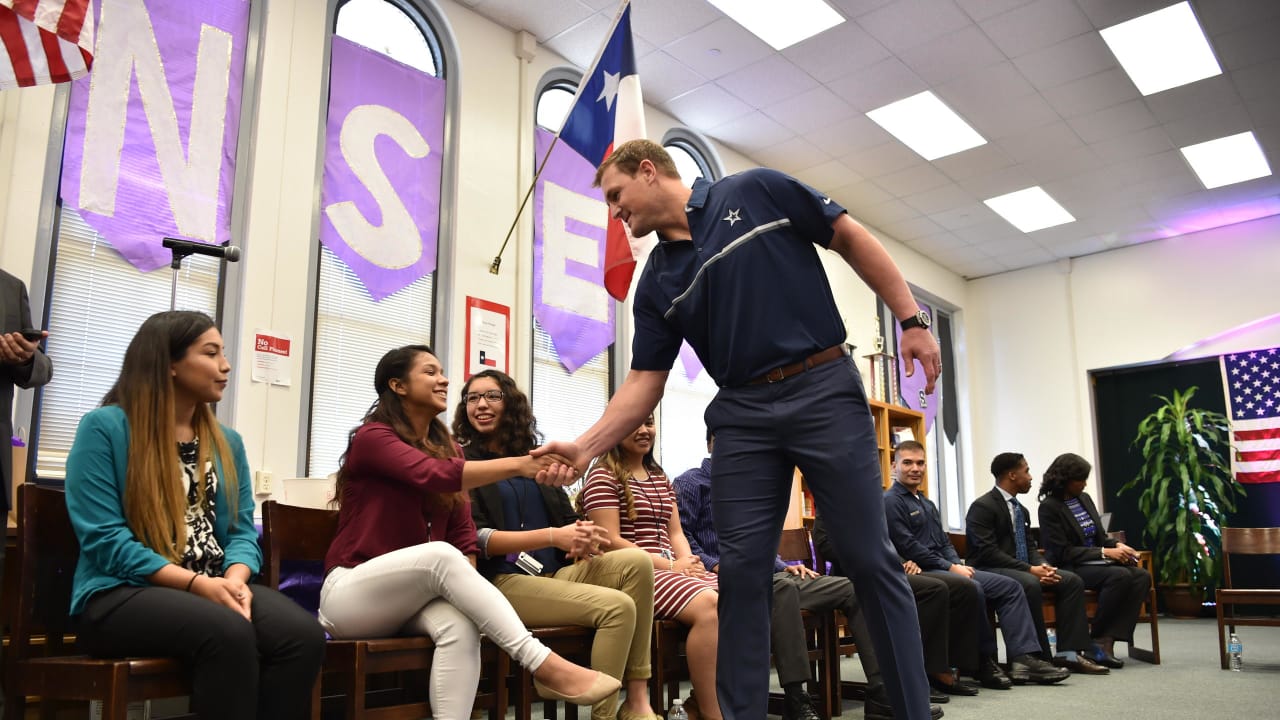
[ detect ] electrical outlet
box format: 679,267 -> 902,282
254,470 -> 274,495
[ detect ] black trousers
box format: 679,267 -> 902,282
911,573 -> 983,674
1071,563 -> 1151,642
771,572 -> 880,687
984,568 -> 1090,655
828,564 -> 957,679
78,583 -> 326,720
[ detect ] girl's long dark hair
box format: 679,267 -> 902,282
103,310 -> 238,562
451,369 -> 541,457
332,344 -> 463,509
1038,452 -> 1092,501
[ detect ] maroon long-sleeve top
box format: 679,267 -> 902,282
324,422 -> 476,574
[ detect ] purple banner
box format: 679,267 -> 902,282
678,341 -> 704,383
897,301 -> 939,432
60,0 -> 250,272
319,38 -> 444,301
532,128 -> 615,373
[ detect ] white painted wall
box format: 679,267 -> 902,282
965,214 -> 1280,521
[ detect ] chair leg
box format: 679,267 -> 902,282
1218,603 -> 1229,670
311,672 -> 323,720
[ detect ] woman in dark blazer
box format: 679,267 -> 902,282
1037,452 -> 1150,669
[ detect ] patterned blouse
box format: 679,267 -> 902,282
179,438 -> 225,575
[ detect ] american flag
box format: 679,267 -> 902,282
1222,347 -> 1280,484
0,0 -> 93,90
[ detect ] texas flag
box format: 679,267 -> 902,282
557,0 -> 646,301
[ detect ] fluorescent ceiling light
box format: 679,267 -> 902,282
1100,1 -> 1221,95
984,187 -> 1075,233
707,0 -> 844,51
1180,131 -> 1272,189
866,91 -> 986,161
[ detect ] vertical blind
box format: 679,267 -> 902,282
36,206 -> 221,478
530,319 -> 611,460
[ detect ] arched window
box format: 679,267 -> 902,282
305,0 -> 456,476
529,71 -> 614,449
657,128 -> 723,476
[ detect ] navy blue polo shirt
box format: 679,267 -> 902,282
631,168 -> 848,387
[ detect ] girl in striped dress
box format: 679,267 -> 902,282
578,415 -> 722,720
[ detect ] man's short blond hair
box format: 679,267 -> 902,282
593,139 -> 682,188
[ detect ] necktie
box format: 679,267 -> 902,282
1011,499 -> 1029,563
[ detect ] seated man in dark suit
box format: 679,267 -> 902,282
675,433 -> 944,720
965,453 -> 1109,676
884,441 -> 1065,688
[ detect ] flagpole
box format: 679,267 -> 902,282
490,0 -> 631,275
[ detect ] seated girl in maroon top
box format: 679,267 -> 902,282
317,345 -> 618,718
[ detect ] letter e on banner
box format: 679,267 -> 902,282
540,181 -> 609,324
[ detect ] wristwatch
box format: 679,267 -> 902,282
900,310 -> 931,332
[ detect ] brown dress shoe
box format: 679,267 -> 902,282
1051,654 -> 1110,675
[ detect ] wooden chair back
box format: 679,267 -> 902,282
261,499 -> 339,588
778,528 -> 816,570
1216,527 -> 1280,669
5,484 -> 187,720
1222,526 -> 1280,587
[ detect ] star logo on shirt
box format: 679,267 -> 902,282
723,209 -> 741,226
596,70 -> 620,111
822,197 -> 831,204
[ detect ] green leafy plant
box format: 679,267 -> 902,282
1119,386 -> 1245,591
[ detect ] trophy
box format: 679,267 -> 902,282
863,319 -> 897,403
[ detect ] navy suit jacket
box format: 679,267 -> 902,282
965,487 -> 1041,572
1037,492 -> 1118,569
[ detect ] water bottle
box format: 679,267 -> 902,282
1229,632 -> 1243,671
1046,628 -> 1057,656
668,698 -> 688,720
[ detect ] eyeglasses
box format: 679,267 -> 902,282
464,390 -> 505,405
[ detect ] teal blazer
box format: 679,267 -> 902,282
64,405 -> 260,615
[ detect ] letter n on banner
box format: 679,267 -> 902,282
59,0 -> 251,272
532,127 -> 616,373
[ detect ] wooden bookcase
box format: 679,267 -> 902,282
785,399 -> 927,528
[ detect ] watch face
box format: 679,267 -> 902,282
915,311 -> 931,329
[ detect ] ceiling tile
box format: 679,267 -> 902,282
825,56 -> 929,113
1143,74 -> 1244,125
1087,125 -> 1175,163
1160,102 -> 1255,147
842,141 -> 924,177
795,159 -> 865,191
706,112 -> 794,152
955,163 -> 1037,198
662,17 -> 775,80
856,0 -> 972,55
1232,58 -> 1280,103
543,13 -> 614,68
974,234 -> 1034,256
801,114 -> 896,158
470,0 -> 595,41
1065,98 -> 1158,144
781,21 -> 892,84
957,93 -> 1060,140
1073,0 -> 1184,29
897,25 -> 1006,85
857,199 -> 922,228
763,86 -> 858,135
928,202 -> 1001,230
664,83 -> 754,129
882,216 -> 945,240
1011,31 -> 1117,88
1042,67 -> 1141,118
997,121 -> 1084,163
932,143 -> 1017,181
873,163 -> 953,197
749,136 -> 831,175
1213,21 -> 1280,71
830,0 -> 897,17
1195,0 -> 1280,35
954,0 -> 1037,23
637,51 -> 709,104
833,179 -> 896,207
717,55 -> 820,108
908,231 -> 969,254
952,219 -> 1025,245
1019,146 -> 1105,182
1048,234 -> 1117,259
937,61 -> 1037,110
999,245 -> 1058,268
980,0 -> 1093,58
900,183 -> 975,215
629,0 -> 721,47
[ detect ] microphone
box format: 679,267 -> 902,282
162,237 -> 242,262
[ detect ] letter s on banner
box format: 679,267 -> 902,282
324,104 -> 429,269
540,181 -> 609,324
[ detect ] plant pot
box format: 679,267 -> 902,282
1159,584 -> 1206,618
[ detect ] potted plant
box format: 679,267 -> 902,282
1118,386 -> 1245,617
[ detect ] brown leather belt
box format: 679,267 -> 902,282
747,345 -> 847,385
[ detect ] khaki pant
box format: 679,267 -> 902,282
494,547 -> 654,720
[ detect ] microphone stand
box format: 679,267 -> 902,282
167,245 -> 198,312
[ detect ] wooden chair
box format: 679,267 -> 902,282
510,625 -> 596,720
3,484 -> 189,720
1216,527 -> 1280,669
260,500 -> 508,720
648,619 -> 690,713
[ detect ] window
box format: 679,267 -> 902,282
656,129 -> 722,472
529,72 -> 615,447
36,210 -> 222,477
306,0 -> 451,476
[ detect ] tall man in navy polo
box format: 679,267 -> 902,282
535,140 -> 941,720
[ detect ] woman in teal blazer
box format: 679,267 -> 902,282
65,311 -> 324,719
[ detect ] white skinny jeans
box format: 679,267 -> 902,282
319,541 -> 551,719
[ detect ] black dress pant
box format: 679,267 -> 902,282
1071,563 -> 1151,642
78,583 -> 326,720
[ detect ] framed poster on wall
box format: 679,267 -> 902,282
464,296 -> 510,380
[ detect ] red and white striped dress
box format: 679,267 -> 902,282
580,466 -> 717,618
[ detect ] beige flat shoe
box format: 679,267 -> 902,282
617,706 -> 662,720
533,671 -> 622,705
